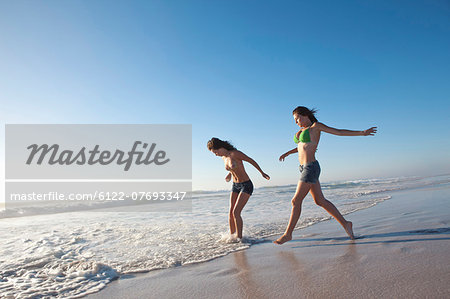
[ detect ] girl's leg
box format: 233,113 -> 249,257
229,192 -> 239,235
274,181 -> 311,244
309,181 -> 354,239
232,192 -> 251,239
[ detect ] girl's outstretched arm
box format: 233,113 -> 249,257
279,148 -> 298,161
316,122 -> 377,136
234,151 -> 270,180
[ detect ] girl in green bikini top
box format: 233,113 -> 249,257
274,106 -> 377,246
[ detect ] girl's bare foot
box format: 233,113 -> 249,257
344,221 -> 355,240
274,234 -> 292,245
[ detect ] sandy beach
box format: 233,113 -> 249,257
3,1 -> 450,298
86,183 -> 450,299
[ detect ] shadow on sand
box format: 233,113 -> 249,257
289,227 -> 450,248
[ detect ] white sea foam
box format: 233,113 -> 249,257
0,175 -> 448,298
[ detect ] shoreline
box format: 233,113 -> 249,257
87,184 -> 450,298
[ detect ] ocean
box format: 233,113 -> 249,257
0,174 -> 449,298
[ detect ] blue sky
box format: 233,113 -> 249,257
1,0 -> 449,191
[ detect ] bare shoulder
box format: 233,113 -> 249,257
230,150 -> 245,159
308,122 -> 322,134
312,122 -> 326,130
232,150 -> 251,161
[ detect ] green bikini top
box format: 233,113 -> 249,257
294,128 -> 311,143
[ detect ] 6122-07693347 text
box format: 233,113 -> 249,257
8,191 -> 187,201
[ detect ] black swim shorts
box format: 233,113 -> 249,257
232,180 -> 254,195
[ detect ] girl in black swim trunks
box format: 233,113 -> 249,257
207,138 -> 270,239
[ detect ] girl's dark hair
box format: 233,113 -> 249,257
292,106 -> 318,123
207,137 -> 237,151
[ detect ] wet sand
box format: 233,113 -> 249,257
87,184 -> 450,299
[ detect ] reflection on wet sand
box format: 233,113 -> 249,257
277,242 -> 360,297
233,250 -> 268,299
277,250 -> 314,296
